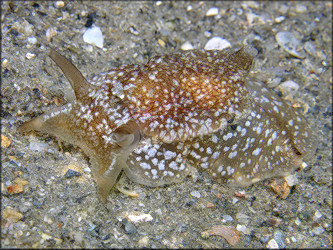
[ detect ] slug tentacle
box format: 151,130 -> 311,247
18,103 -> 74,139
18,47 -> 316,201
49,49 -> 94,100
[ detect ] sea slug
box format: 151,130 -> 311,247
18,47 -> 316,201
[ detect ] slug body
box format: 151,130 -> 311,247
19,47 -> 315,201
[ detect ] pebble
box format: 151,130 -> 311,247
62,164 -> 82,178
25,52 -> 36,60
248,206 -> 257,214
65,169 -> 82,178
284,174 -> 298,187
43,215 -> 53,224
185,200 -> 195,207
14,177 -> 28,186
201,225 -> 240,246
158,38 -> 166,48
28,140 -> 49,152
46,27 -> 57,42
83,167 -> 91,173
276,31 -> 299,47
129,26 -> 139,35
232,197 -> 239,204
267,75 -> 282,87
222,215 -> 234,222
275,31 -> 300,55
190,190 -> 201,198
304,41 -> 316,57
267,239 -> 279,249
204,31 -> 212,38
312,226 -> 325,235
85,44 -> 95,52
278,80 -> 300,93
322,222 -> 330,229
116,182 -> 139,197
3,238 -> 10,246
83,26 -> 104,49
274,16 -> 285,23
295,4 -> 307,13
2,58 -> 8,67
55,1 -> 65,8
7,184 -> 24,194
180,41 -> 194,51
279,4 -> 289,14
54,97 -> 62,106
18,201 -> 33,213
312,210 -> 322,221
236,224 -> 249,234
234,190 -> 246,197
2,207 -> 23,223
138,236 -> 150,247
1,134 -> 11,148
41,233 -> 63,244
206,202 -> 214,208
206,7 -> 219,17
22,20 -> 34,36
138,202 -> 145,207
70,231 -> 85,245
127,213 -> 153,224
246,13 -> 259,26
266,218 -> 282,227
301,162 -> 308,170
273,230 -> 286,248
236,213 -> 250,224
27,37 -> 37,44
294,217 -> 301,226
270,179 -> 291,199
242,1 -> 259,9
186,5 -> 193,12
122,218 -> 137,234
204,37 -> 231,50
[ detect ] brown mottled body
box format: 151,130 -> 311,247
18,47 -> 315,201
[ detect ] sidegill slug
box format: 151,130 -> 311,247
18,46 -> 316,201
